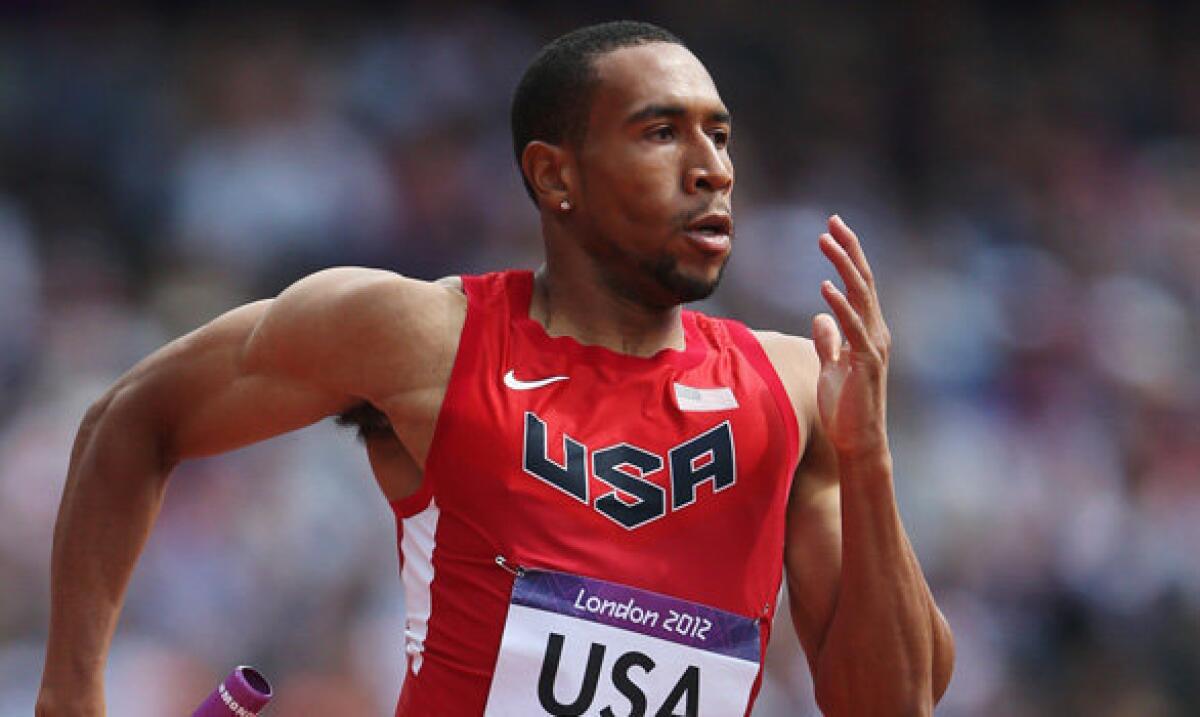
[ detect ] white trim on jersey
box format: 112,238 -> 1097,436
401,498 -> 440,675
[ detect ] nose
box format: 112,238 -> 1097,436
684,138 -> 733,195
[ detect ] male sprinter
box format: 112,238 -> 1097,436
37,21 -> 953,716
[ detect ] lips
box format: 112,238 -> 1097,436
683,212 -> 733,254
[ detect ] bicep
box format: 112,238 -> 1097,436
112,299 -> 351,463
111,267 -> 462,464
784,408 -> 843,675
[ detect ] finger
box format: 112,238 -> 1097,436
812,313 -> 841,366
821,280 -> 873,353
818,232 -> 871,313
828,214 -> 876,287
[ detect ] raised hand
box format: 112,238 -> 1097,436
812,215 -> 892,459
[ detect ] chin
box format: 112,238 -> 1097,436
652,256 -> 726,305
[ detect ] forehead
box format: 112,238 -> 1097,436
589,43 -> 726,120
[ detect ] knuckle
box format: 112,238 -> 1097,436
858,350 -> 883,374
877,331 -> 892,359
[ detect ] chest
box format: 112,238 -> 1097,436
428,354 -> 793,551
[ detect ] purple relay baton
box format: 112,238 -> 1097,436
191,666 -> 272,717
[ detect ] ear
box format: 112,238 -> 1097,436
521,140 -> 575,211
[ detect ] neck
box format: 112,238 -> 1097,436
530,260 -> 686,358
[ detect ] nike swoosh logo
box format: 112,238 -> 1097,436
503,370 -> 569,391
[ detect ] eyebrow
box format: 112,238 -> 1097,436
624,104 -> 731,125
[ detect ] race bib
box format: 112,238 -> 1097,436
483,569 -> 761,717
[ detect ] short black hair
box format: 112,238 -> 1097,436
511,20 -> 685,205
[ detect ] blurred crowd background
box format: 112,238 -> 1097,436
1,2 -> 1198,715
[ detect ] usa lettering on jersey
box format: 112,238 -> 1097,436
522,412 -> 737,530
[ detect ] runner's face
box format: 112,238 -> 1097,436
572,43 -> 734,307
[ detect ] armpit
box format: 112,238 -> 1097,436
336,401 -> 393,441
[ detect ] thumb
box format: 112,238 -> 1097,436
813,313 -> 841,367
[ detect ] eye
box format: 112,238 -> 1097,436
710,128 -> 730,149
647,125 -> 675,142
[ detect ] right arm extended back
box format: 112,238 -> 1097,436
36,267 -> 462,716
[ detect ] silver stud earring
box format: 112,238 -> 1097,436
559,199 -> 571,212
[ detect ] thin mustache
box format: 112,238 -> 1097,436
676,205 -> 734,231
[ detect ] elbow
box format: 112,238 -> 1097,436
816,688 -> 932,717
80,382 -> 178,477
931,609 -> 956,704
813,629 -> 951,716
80,387 -> 119,432
814,660 -> 934,717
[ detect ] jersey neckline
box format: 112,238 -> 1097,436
508,270 -> 708,370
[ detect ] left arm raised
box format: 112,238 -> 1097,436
762,216 -> 954,715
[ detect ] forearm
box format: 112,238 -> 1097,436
814,448 -> 950,715
39,390 -> 175,708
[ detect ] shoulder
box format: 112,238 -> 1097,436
273,266 -> 465,320
248,267 -> 468,397
751,330 -> 818,380
266,267 -> 467,341
749,329 -> 820,434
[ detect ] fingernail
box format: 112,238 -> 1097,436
832,213 -> 842,223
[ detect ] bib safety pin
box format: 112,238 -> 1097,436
494,555 -> 526,577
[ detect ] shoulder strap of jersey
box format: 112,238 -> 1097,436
415,269 -> 518,501
720,318 -> 802,469
387,277 -> 477,519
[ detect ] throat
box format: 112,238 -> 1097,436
532,268 -> 686,358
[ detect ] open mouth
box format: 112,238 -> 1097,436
684,213 -> 733,253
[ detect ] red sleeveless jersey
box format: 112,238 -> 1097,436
390,270 -> 801,716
